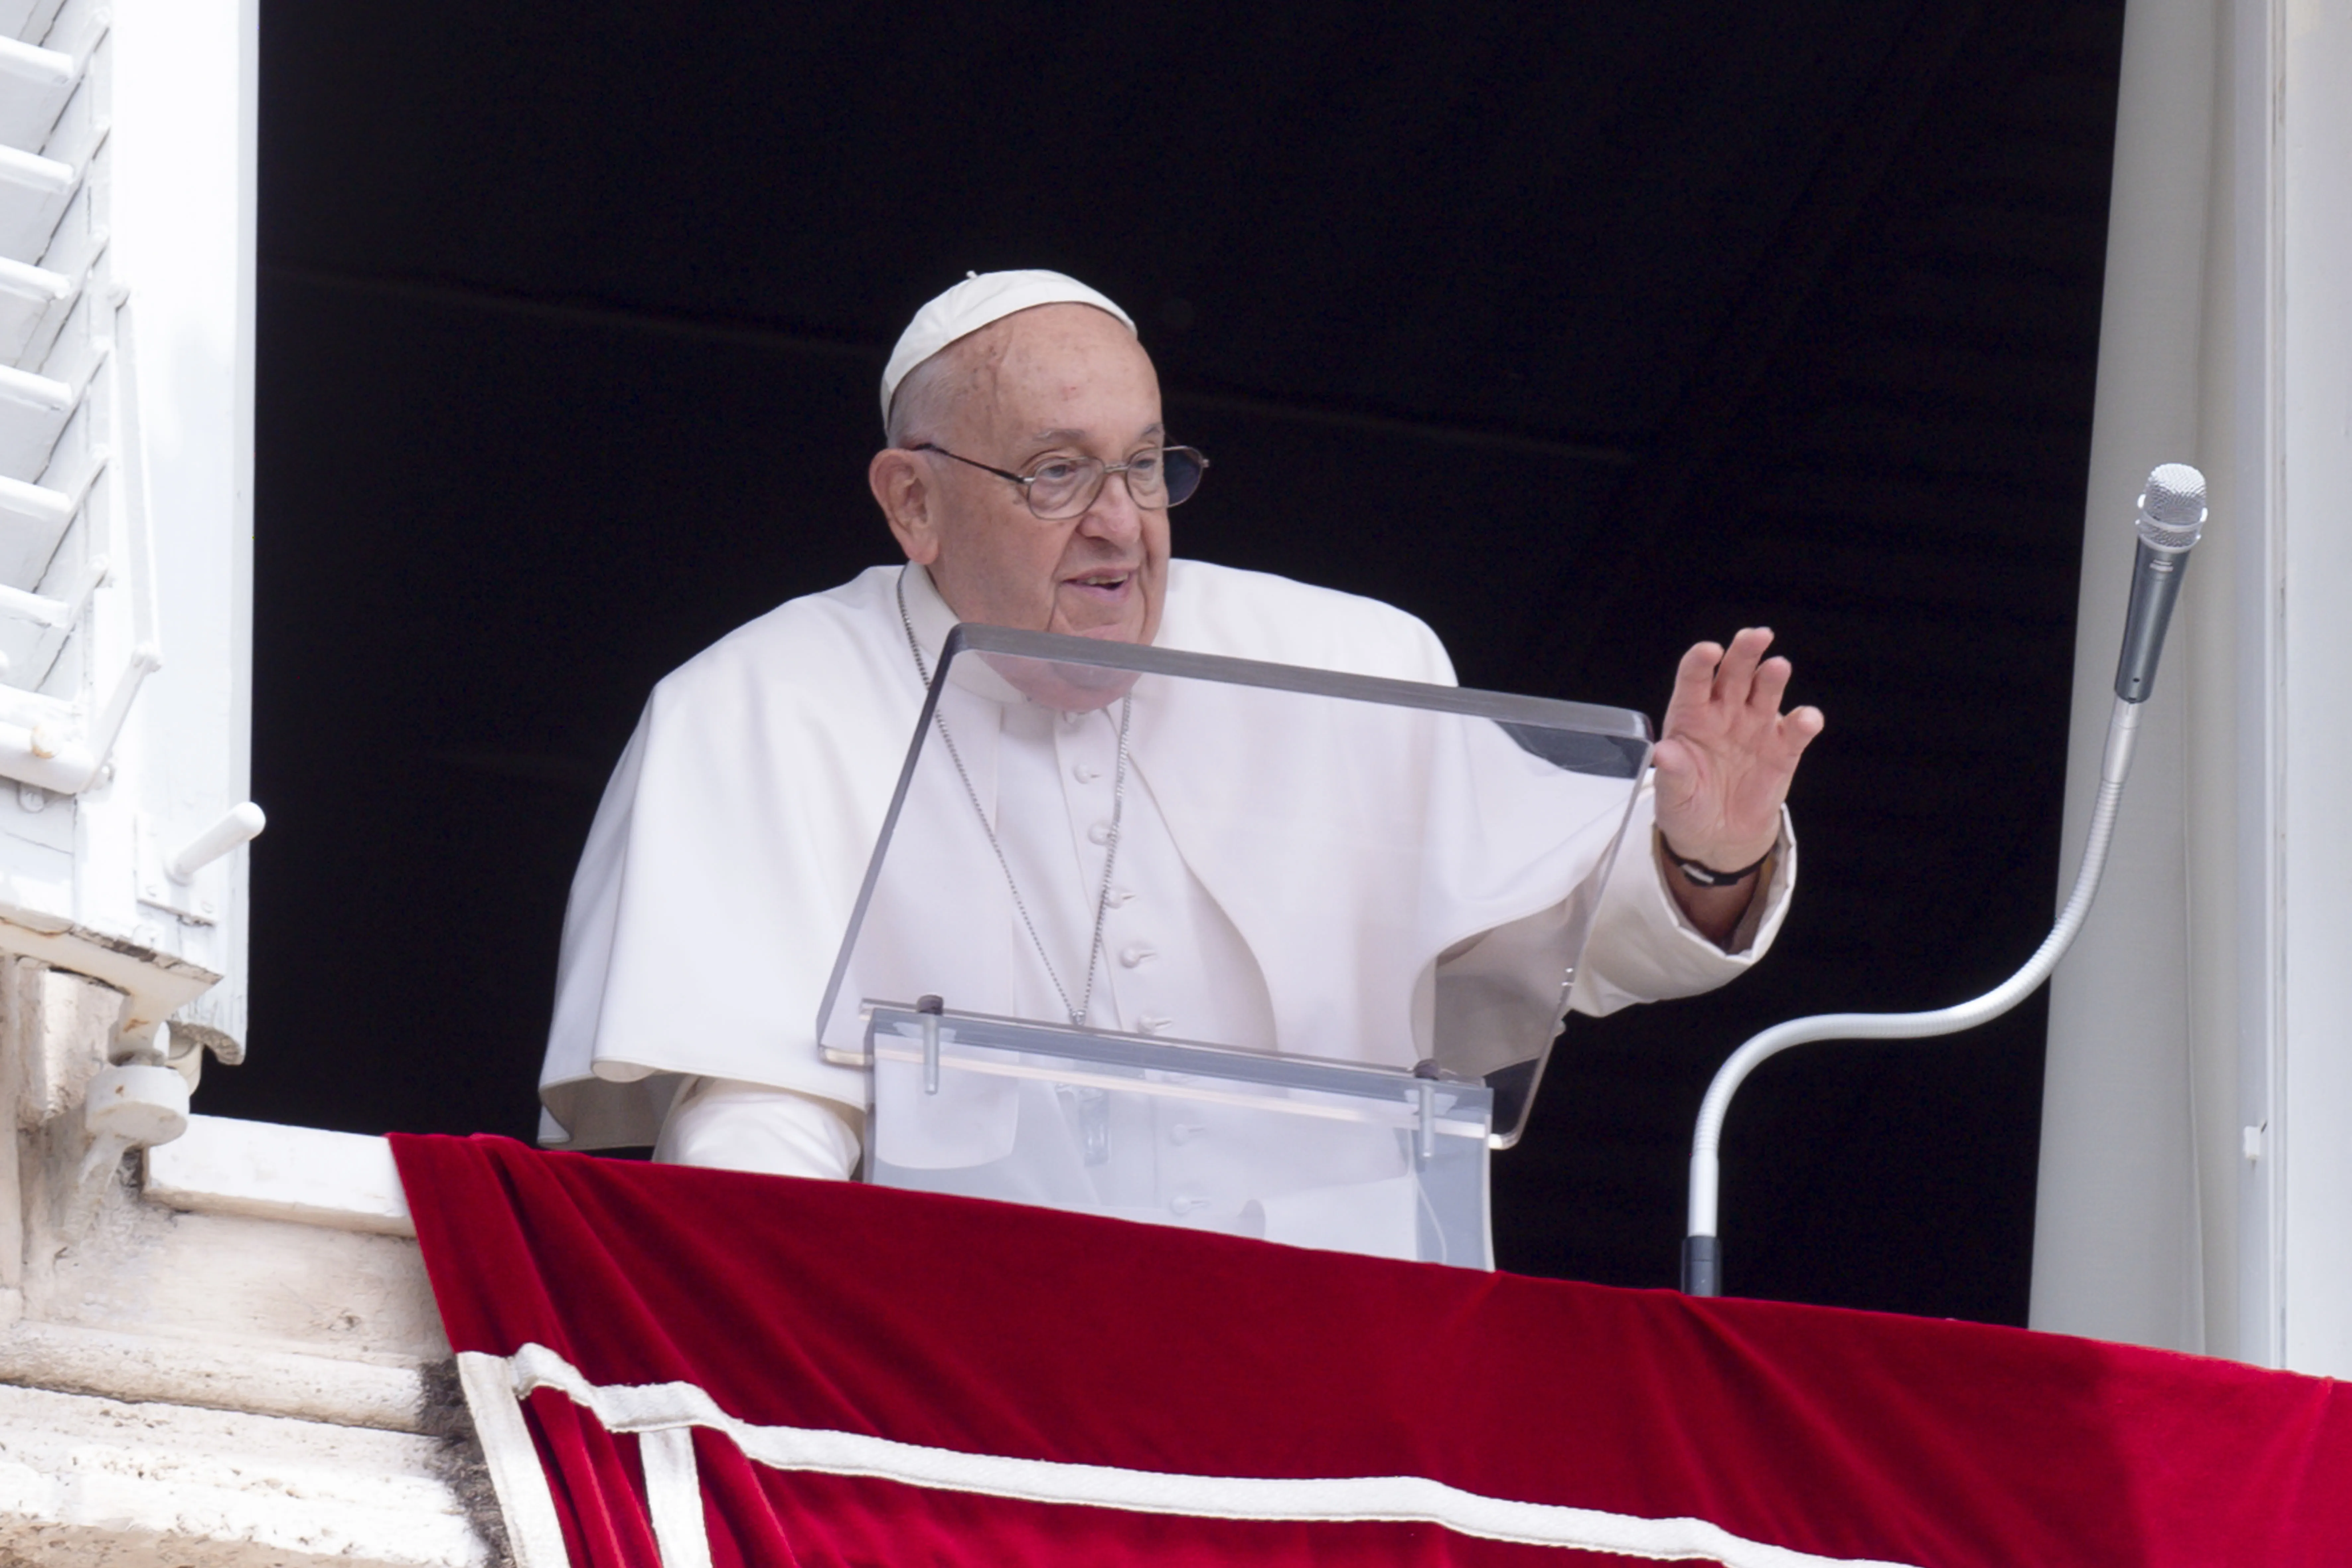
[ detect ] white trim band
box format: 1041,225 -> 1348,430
456,1344 -> 1917,1568
456,1350 -> 571,1568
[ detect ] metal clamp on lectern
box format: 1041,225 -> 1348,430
915,993 -> 943,1094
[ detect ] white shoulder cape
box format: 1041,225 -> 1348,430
539,561 -> 1793,1148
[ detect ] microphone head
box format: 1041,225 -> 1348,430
2136,463 -> 2206,552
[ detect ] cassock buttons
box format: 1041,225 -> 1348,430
1087,822 -> 1113,845
1108,887 -> 1137,907
1119,944 -> 1155,968
1073,762 -> 1101,783
1170,1193 -> 1210,1216
1168,1119 -> 1204,1144
1139,1013 -> 1174,1034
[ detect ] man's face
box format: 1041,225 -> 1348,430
907,304 -> 1171,646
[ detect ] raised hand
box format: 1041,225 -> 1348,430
1652,628 -> 1824,877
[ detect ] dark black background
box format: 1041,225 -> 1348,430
207,0 -> 2126,1322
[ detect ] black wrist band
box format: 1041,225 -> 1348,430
1663,841 -> 1773,888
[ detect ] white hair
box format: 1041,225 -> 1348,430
883,349 -> 962,449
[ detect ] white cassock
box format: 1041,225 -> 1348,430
539,561 -> 1796,1195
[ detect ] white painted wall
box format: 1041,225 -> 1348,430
2273,0 -> 2352,1378
103,0 -> 258,1048
2034,0 -> 2352,1374
2031,0 -> 2214,1357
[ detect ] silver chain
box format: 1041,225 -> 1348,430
897,568 -> 1131,1027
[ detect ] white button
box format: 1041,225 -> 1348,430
1139,1013 -> 1174,1034
1170,1193 -> 1210,1216
1088,822 -> 1114,845
1073,762 -> 1102,783
1108,886 -> 1137,907
1169,1120 -> 1204,1144
1119,944 -> 1155,968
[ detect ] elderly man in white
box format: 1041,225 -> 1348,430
538,271 -> 1824,1186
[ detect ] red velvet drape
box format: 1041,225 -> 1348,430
393,1133 -> 2352,1567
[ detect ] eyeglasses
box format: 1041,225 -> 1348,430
912,442 -> 1209,521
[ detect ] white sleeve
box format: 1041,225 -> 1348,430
1568,781 -> 1798,1017
654,1077 -> 865,1180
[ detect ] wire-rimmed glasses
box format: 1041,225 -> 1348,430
913,442 -> 1209,520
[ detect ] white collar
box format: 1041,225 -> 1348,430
898,563 -> 1029,706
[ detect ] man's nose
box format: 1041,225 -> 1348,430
1077,469 -> 1146,539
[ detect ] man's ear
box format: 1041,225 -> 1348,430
869,448 -> 940,565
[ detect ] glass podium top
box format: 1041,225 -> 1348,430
817,623 -> 1652,1150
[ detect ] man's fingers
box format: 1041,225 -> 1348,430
1667,640 -> 1724,718
1783,704 -> 1826,752
1712,627 -> 1772,706
1749,654 -> 1794,713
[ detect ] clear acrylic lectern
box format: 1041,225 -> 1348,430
817,625 -> 1652,1268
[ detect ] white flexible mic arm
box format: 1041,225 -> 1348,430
1680,463 -> 2202,1298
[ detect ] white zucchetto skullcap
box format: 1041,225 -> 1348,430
880,269 -> 1137,427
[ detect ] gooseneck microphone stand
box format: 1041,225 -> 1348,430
1682,464 -> 2208,1298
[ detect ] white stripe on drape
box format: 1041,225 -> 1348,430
455,1350 -> 571,1568
455,1342 -> 1920,1568
639,1425 -> 715,1568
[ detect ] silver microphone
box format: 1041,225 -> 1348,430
2113,463 -> 2206,704
1682,459 -> 2211,1298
